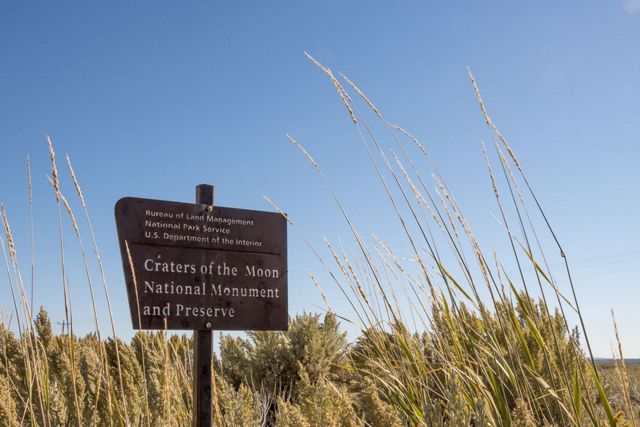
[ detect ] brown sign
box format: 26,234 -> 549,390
114,197 -> 287,331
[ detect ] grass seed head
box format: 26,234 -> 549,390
482,141 -> 499,199
467,67 -> 522,172
1,206 -> 17,263
391,123 -> 430,159
46,135 -> 61,201
66,155 -> 86,208
340,73 -> 382,118
47,176 -> 80,237
287,134 -> 321,171
263,195 -> 294,225
27,156 -> 32,204
304,52 -> 357,125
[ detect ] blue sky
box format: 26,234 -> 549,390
1,1 -> 639,357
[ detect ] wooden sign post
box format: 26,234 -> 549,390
194,184 -> 214,427
115,184 -> 287,426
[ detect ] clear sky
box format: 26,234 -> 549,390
1,1 -> 639,357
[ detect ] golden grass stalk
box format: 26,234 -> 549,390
47,175 -> 120,420
611,310 -> 635,426
467,68 -> 522,174
308,272 -> 331,310
46,136 -> 82,425
46,136 -> 60,201
0,207 -> 50,426
27,157 -> 36,317
125,240 -> 152,426
65,154 -> 130,424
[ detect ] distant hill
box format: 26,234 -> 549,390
595,358 -> 640,366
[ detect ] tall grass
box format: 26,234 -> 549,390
275,54 -> 636,426
0,55 -> 637,426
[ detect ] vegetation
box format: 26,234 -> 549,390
1,55 -> 638,425
0,308 -> 637,425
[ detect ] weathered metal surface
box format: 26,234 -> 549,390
114,194 -> 287,331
